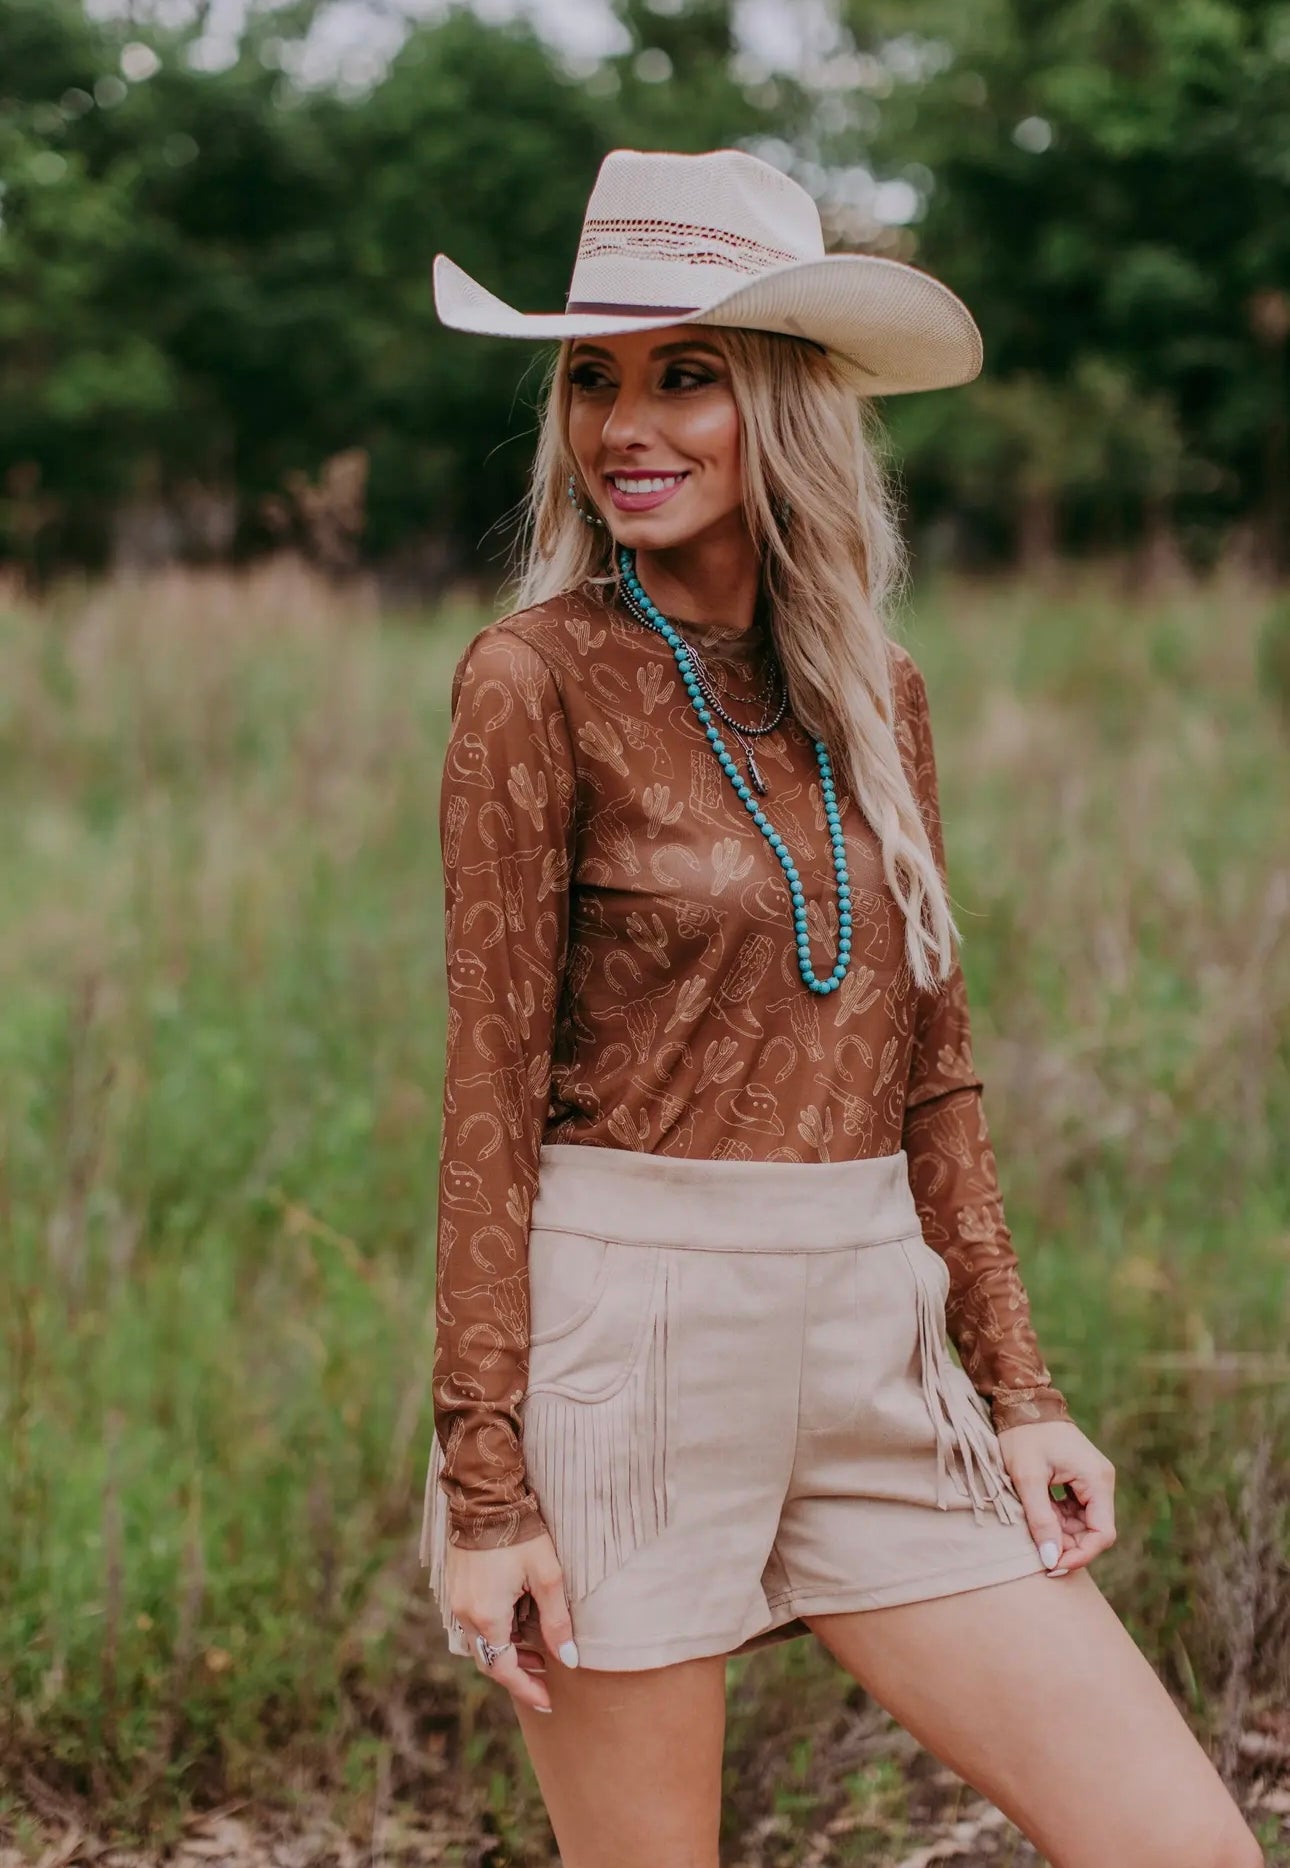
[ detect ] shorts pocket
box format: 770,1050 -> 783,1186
525,1226 -> 654,1395
521,1228 -> 678,1605
913,1232 -> 951,1309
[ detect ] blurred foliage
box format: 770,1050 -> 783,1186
834,0 -> 1290,568
0,0 -> 770,581
0,559 -> 1286,1847
1257,591 -> 1290,721
0,0 -> 1287,583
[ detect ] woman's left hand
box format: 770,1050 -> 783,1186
995,1418 -> 1117,1576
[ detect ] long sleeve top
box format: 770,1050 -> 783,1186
431,578 -> 1071,1551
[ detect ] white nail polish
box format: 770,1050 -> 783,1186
1048,1567 -> 1069,1577
533,1704 -> 553,1714
559,1639 -> 580,1668
1038,1540 -> 1060,1569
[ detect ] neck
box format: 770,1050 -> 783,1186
628,526 -> 762,637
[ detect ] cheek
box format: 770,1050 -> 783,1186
678,395 -> 741,485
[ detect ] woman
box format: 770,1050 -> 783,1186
419,148 -> 1262,1868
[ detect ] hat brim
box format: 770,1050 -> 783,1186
432,250 -> 982,396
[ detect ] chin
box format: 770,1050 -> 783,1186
612,516 -> 710,549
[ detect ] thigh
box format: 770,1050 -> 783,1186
805,1570 -> 1261,1868
512,1649 -> 727,1868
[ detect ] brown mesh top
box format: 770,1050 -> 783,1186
432,579 -> 1070,1551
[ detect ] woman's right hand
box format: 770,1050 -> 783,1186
445,1530 -> 578,1714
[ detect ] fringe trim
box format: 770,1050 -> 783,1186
909,1244 -> 1025,1529
417,1253 -> 678,1632
419,1428 -> 446,1589
521,1252 -> 678,1604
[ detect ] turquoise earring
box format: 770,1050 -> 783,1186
567,472 -> 606,527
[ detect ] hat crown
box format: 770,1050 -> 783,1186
430,145 -> 983,398
566,147 -> 826,314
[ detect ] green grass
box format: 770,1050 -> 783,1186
1,555 -> 1287,1861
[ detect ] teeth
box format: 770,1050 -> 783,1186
611,475 -> 684,493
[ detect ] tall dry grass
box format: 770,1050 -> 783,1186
0,554 -> 1287,1862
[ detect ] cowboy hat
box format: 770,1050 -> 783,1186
432,146 -> 982,398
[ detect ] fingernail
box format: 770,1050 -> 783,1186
533,1704 -> 553,1714
1048,1567 -> 1069,1577
559,1639 -> 580,1668
1038,1540 -> 1060,1569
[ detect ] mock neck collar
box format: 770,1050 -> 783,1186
608,575 -> 774,665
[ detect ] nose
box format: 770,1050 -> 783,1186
598,377 -> 655,457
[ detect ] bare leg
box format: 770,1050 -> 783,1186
511,1643 -> 727,1868
805,1568 -> 1263,1868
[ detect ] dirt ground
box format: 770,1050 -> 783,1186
4,1747 -> 1288,1868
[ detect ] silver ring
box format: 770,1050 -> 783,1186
474,1632 -> 515,1670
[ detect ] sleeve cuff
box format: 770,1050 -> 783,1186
989,1386 -> 1074,1432
447,1497 -> 548,1551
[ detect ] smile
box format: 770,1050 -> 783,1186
604,472 -> 690,511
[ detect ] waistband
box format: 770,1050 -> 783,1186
531,1142 -> 924,1253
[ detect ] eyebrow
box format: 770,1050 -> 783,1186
568,339 -> 725,361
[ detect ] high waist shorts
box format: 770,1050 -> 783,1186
420,1143 -> 1048,1671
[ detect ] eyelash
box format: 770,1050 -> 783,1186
567,365 -> 713,393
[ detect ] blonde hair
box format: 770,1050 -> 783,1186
505,328 -> 959,992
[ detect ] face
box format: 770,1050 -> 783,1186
564,326 -> 746,550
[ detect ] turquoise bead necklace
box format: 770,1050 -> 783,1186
615,545 -> 853,996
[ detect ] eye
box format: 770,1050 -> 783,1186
665,364 -> 715,390
567,363 -> 610,391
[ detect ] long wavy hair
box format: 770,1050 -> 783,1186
504,328 -> 959,993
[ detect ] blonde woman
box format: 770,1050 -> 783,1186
419,149 -> 1262,1868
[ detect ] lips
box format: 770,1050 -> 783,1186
604,471 -> 690,513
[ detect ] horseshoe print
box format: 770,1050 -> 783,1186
427,590 -> 1072,1551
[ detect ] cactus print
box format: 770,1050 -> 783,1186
431,580 -> 1070,1552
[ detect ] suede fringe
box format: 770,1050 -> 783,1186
521,1252 -> 677,1603
418,1428 -> 449,1605
909,1243 -> 1025,1527
418,1253 -> 677,1618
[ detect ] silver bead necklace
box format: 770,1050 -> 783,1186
617,579 -> 788,797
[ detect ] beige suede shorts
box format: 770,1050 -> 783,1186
421,1142 -> 1047,1671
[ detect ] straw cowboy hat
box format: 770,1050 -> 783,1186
432,146 -> 982,398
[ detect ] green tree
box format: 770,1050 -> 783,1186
0,0 -> 770,579
833,0 -> 1290,566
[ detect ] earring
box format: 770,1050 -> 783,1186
567,471 -> 606,527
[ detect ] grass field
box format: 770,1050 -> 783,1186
1,555 -> 1288,1865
